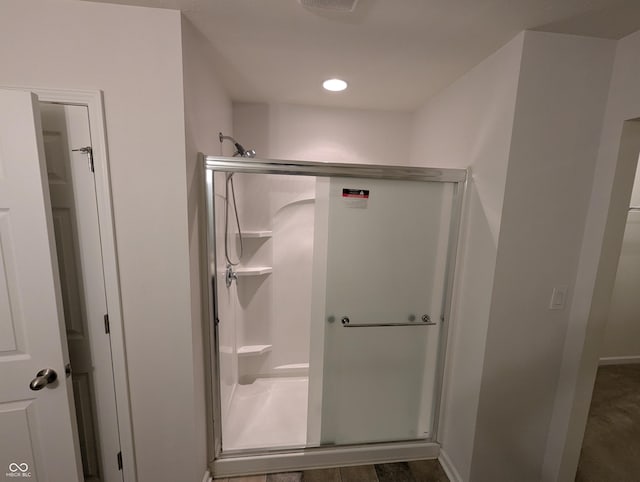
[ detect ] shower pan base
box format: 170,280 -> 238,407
222,377 -> 308,451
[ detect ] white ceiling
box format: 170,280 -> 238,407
86,0 -> 640,111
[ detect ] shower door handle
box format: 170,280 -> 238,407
340,315 -> 437,327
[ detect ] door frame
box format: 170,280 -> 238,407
543,119 -> 640,480
2,85 -> 137,482
202,154 -> 468,477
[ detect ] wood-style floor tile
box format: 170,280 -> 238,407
339,465 -> 379,482
266,472 -> 302,482
227,476 -> 267,482
218,459 -> 450,482
408,459 -> 449,482
576,364 -> 640,482
302,467 -> 341,482
374,462 -> 415,482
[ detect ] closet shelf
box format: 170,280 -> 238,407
237,344 -> 272,356
235,266 -> 273,276
237,230 -> 272,238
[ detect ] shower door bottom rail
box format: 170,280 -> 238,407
211,440 -> 441,478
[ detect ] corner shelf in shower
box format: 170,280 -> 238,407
237,230 -> 272,239
235,266 -> 273,276
237,344 -> 272,356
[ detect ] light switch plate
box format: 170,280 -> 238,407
549,285 -> 568,310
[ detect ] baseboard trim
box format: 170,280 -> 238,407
438,449 -> 463,482
202,469 -> 211,482
599,356 -> 640,366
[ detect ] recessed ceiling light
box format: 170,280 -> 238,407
323,78 -> 348,92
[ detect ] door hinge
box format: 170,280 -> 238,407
72,146 -> 94,173
117,451 -> 123,470
104,314 -> 110,334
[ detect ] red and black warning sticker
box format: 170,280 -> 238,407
342,188 -> 369,208
342,188 -> 370,198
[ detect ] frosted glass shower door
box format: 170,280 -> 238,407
309,177 -> 455,446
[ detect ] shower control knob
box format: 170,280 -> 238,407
341,316 -> 350,325
422,314 -> 431,323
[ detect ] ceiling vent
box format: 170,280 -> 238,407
298,0 -> 359,12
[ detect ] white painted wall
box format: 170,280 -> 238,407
471,31 -> 615,482
182,14 -> 234,472
629,164 -> 640,208
410,33 -> 525,481
0,1 -> 224,480
600,163 -> 640,360
234,102 -> 413,165
410,30 -> 615,482
544,29 -> 640,482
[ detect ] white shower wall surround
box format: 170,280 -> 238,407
234,173 -> 316,383
214,172 -> 317,452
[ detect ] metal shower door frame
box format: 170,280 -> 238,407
201,154 -> 468,477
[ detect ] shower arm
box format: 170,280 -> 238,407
219,132 -> 256,158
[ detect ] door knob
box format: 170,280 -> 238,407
29,368 -> 58,391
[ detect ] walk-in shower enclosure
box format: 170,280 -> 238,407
203,155 -> 467,477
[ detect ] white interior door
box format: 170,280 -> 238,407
40,102 -> 122,482
0,89 -> 82,480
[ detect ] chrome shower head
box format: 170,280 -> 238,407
219,132 -> 256,158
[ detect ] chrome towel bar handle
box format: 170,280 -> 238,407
340,315 -> 437,327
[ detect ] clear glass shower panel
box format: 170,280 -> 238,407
308,177 -> 454,446
212,171 -> 317,453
